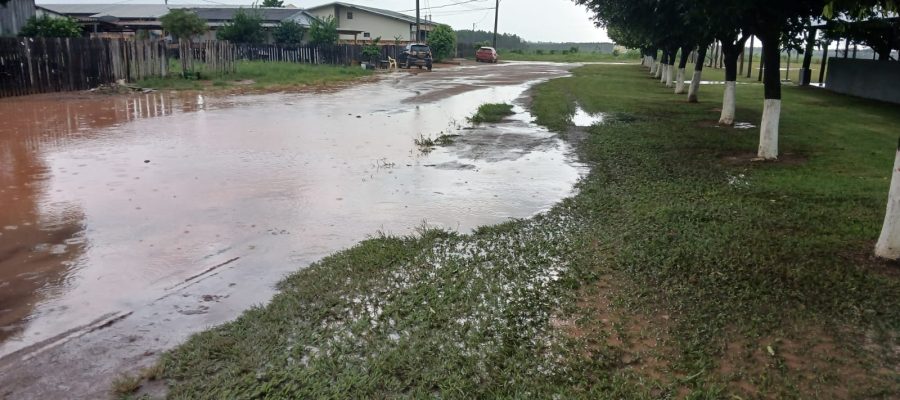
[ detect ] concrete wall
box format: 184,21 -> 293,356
0,0 -> 35,36
826,58 -> 900,105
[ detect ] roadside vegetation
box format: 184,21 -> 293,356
136,61 -> 371,91
468,103 -> 515,123
144,63 -> 898,398
502,49 -> 640,62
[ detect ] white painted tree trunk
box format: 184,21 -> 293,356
655,62 -> 663,79
876,143 -> 900,259
687,70 -> 702,102
665,64 -> 675,87
674,68 -> 686,94
650,60 -> 658,75
659,65 -> 667,83
718,81 -> 737,125
757,99 -> 781,159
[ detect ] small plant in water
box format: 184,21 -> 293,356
414,132 -> 458,153
468,103 -> 515,124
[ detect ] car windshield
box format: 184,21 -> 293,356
478,48 -> 493,52
411,45 -> 430,52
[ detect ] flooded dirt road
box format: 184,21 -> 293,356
0,62 -> 585,399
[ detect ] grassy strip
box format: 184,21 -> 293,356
136,61 -> 371,91
154,63 -> 899,398
468,103 -> 515,124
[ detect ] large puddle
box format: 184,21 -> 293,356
0,63 -> 586,397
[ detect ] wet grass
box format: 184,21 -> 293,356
155,63 -> 899,398
468,103 -> 515,124
136,61 -> 371,91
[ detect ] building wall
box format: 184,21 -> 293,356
826,58 -> 900,105
307,5 -> 418,42
0,0 -> 36,37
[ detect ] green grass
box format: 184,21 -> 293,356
155,63 -> 899,399
502,51 -> 639,63
468,103 -> 515,123
137,61 -> 371,91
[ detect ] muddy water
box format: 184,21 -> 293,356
0,62 -> 585,398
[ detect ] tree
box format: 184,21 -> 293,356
217,8 -> 264,44
273,20 -> 305,44
428,24 -> 456,61
19,15 -> 81,38
160,9 -> 208,41
308,15 -> 338,46
261,0 -> 284,7
361,36 -> 382,63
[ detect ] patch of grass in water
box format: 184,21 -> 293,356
415,133 -> 459,153
468,103 -> 515,124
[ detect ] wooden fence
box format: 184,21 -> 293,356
0,37 -> 168,97
0,39 -> 403,98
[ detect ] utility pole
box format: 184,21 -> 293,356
416,0 -> 420,43
492,0 -> 499,48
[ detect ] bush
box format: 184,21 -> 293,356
19,15 -> 81,38
217,8 -> 264,44
427,24 -> 456,62
535,49 -> 544,55
160,9 -> 207,40
273,20 -> 305,44
309,15 -> 338,46
361,36 -> 382,63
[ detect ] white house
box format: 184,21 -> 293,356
304,1 -> 435,43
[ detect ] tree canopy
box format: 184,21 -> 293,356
260,0 -> 284,7
160,9 -> 208,40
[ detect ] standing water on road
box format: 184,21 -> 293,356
0,63 -> 586,398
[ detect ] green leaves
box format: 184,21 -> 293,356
160,9 -> 208,40
308,15 -> 338,47
427,24 -> 457,62
19,15 -> 81,38
217,8 -> 265,44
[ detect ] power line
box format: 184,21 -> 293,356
397,0 -> 489,13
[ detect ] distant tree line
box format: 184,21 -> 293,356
455,30 -> 614,53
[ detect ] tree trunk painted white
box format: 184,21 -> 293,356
718,81 -> 737,125
674,68 -> 686,94
757,99 -> 781,159
659,65 -> 667,83
665,64 -> 675,87
876,142 -> 900,259
655,62 -> 663,79
650,60 -> 658,75
687,70 -> 702,102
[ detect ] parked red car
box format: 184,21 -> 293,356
475,47 -> 499,63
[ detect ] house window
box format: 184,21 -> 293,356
347,12 -> 353,19
363,32 -> 370,38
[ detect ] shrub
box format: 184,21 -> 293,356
361,36 -> 382,63
160,9 -> 207,40
569,46 -> 579,54
217,8 -> 264,44
273,20 -> 305,44
427,24 -> 456,61
19,15 -> 81,38
309,15 -> 338,46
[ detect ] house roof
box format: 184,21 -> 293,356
191,8 -> 316,25
37,4 -> 316,25
305,2 -> 436,25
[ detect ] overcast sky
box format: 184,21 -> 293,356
38,0 -> 610,42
